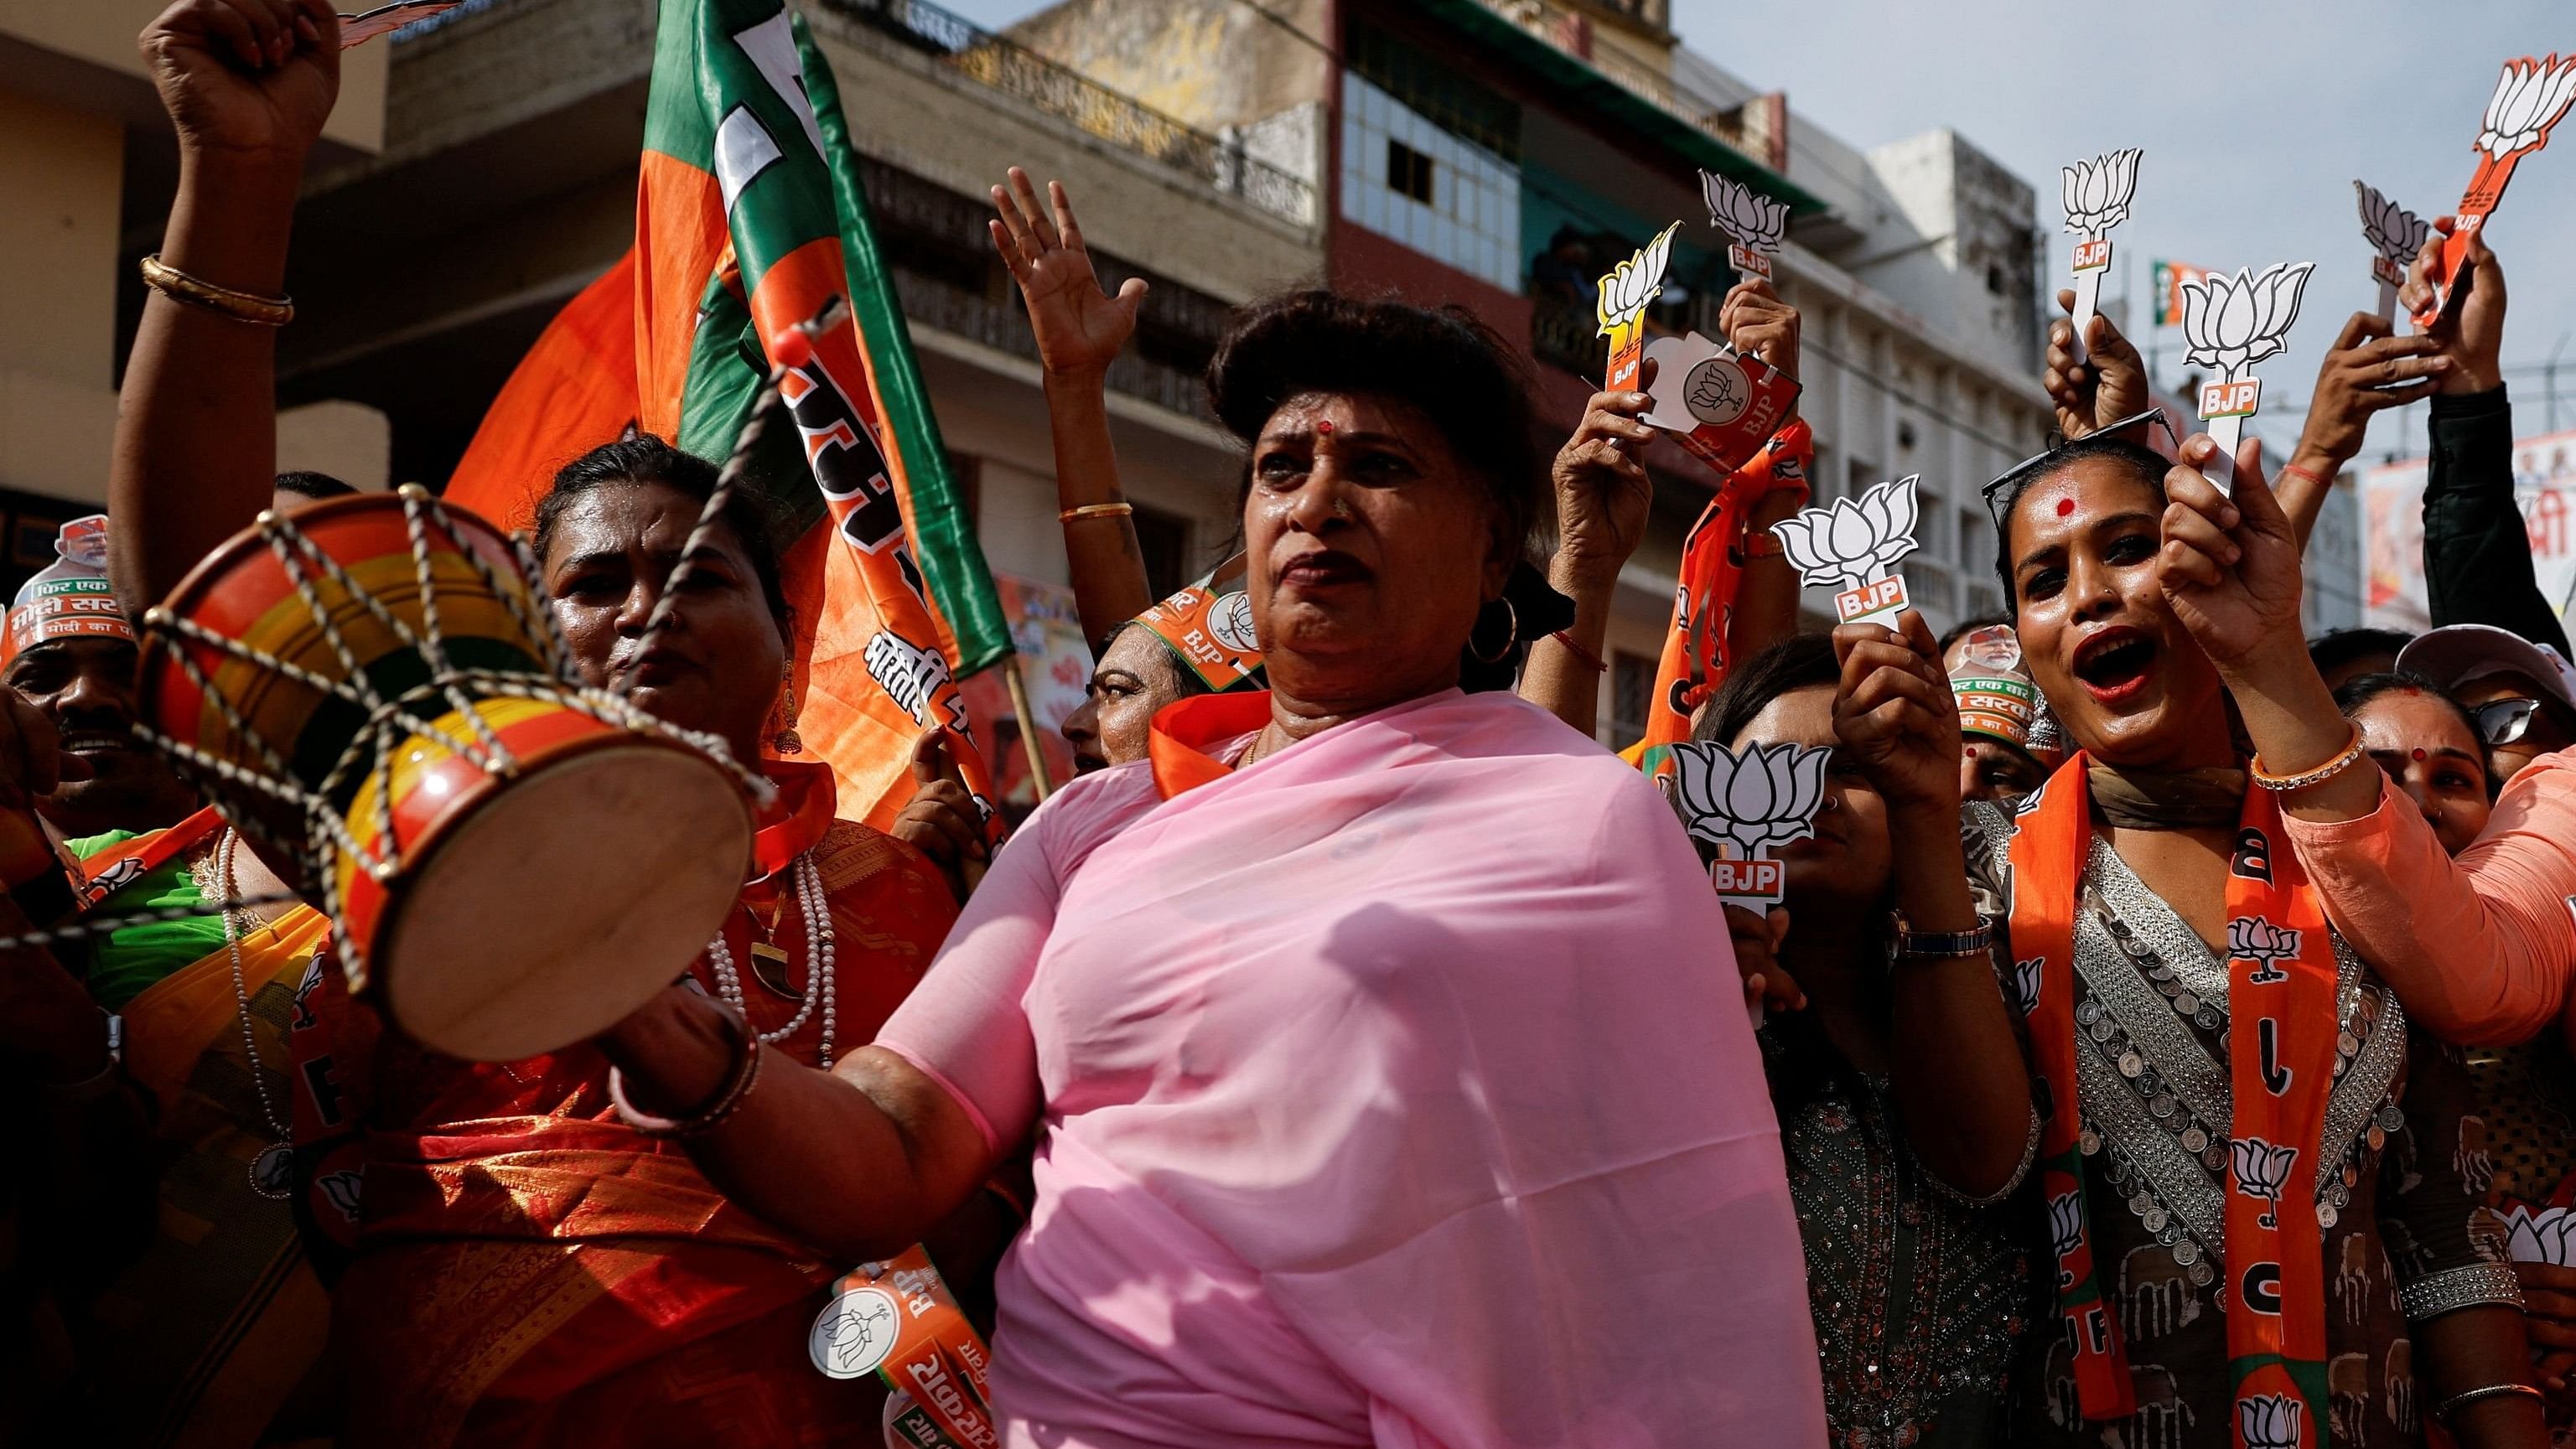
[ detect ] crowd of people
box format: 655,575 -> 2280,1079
11,1 -> 2576,1446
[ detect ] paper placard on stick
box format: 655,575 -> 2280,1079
1638,331 -> 1801,477
1770,475 -> 1921,625
2354,181 -> 2428,323
2418,56 -> 2576,328
1665,740 -> 1829,910
2059,148 -> 2143,366
1597,222 -> 1681,395
2176,262 -> 2314,495
1701,171 -> 1789,282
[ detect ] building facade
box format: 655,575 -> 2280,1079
7,0 -> 2063,753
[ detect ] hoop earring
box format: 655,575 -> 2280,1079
1467,597 -> 1518,665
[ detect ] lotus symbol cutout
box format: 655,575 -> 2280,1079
1597,222 -> 1680,337
2476,55 -> 2576,159
1770,475 -> 1921,591
2179,263 -> 2315,380
2010,956 -> 2044,1017
1701,170 -> 1788,254
2503,1203 -> 2576,1267
2238,1393 -> 2304,1449
1683,356 -> 1748,426
2230,1136 -> 2299,1229
2045,1191 -> 2085,1274
2060,147 -> 2142,235
2353,181 -> 2428,267
2226,915 -> 2302,984
1666,740 -> 1830,860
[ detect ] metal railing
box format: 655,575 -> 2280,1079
892,269 -> 1211,422
819,0 -> 1315,227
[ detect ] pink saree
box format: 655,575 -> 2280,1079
878,687 -> 1825,1447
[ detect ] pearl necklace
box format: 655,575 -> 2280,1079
704,851 -> 838,1069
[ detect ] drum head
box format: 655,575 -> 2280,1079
373,738 -> 753,1061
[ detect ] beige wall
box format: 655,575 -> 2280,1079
0,90 -> 121,391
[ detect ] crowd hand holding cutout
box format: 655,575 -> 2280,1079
2043,287 -> 2150,441
2398,219 -> 2510,397
2522,1260 -> 2576,1414
890,729 -> 987,902
1548,357 -> 1659,591
1725,280 -> 1811,664
1829,610 -> 1962,821
1723,902 -> 1801,1016
2157,437 -> 2382,824
2281,312 -> 2452,537
1718,277 -> 1801,406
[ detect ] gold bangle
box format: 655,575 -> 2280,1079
1059,501 -> 1133,524
137,253 -> 293,327
2250,722 -> 2365,794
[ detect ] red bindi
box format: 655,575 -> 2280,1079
2412,748 -> 2428,762
2055,497 -> 2076,517
1316,419 -> 1334,436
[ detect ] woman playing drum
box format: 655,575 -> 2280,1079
110,6 -> 1008,1443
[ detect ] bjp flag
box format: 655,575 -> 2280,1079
448,0 -> 1010,832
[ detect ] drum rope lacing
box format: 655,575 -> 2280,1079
704,851 -> 839,1069
102,487 -> 775,973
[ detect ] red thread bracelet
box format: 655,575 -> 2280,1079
2276,461 -> 2332,494
1549,630 -> 1609,673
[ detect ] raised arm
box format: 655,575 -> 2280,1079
990,168 -> 1153,642
2160,434 -> 2572,1043
111,0 -> 340,608
2396,225 -> 2568,652
2042,286 -> 2150,442
1832,609 -> 2033,1197
2276,311 -> 2449,547
1718,282 -> 1806,665
1521,369 -> 1654,736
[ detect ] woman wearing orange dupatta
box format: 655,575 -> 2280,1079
1957,411 -> 2544,1449
286,438 -> 985,1448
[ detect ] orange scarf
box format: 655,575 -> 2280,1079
2008,753 -> 2335,1445
1625,420 -> 1811,775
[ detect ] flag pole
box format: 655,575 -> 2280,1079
1003,655 -> 1055,800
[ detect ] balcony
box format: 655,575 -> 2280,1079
816,0 -> 1314,227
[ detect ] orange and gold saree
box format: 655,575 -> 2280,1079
289,761 -> 958,1448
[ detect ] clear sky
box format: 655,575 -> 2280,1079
940,0 -> 2576,460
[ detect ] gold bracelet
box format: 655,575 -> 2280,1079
2250,722 -> 2365,794
1059,501 -> 1133,524
137,253 -> 293,327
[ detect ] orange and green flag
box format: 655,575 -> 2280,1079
448,0 -> 1008,831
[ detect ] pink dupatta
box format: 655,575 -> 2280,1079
878,688 -> 1824,1447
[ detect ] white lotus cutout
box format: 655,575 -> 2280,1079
1701,170 -> 1788,255
1666,739 -> 1829,861
2179,262 -> 2315,380
2060,147 -> 2142,235
2476,55 -> 2576,159
1770,475 -> 1921,591
2238,1395 -> 2304,1449
2502,1203 -> 2576,1266
2353,180 -> 2429,267
1596,222 -> 1679,337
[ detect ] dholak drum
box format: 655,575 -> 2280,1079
136,488 -> 754,1061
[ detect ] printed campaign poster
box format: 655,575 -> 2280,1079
956,574 -> 1093,822
2362,427 -> 2576,631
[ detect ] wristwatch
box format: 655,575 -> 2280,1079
1890,911 -> 1993,960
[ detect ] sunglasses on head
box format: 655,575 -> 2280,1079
2473,696 -> 2546,748
1979,408 -> 2182,531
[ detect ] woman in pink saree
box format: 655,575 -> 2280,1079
606,292 -> 1827,1446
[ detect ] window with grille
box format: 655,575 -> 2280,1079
1386,139 -> 1434,204
1341,73 -> 1521,292
1610,649 -> 1657,749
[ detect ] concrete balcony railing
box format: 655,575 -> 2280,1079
817,0 -> 1315,227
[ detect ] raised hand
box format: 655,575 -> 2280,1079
1718,279 -> 1800,391
2292,312 -> 2450,474
1723,903 -> 1803,1015
889,729 -> 987,902
2399,218 -> 2506,396
989,168 -> 1148,380
139,0 -> 340,163
2156,435 -> 2302,672
2044,287 -> 2150,439
1829,609 -> 1960,819
1548,358 -> 1656,590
